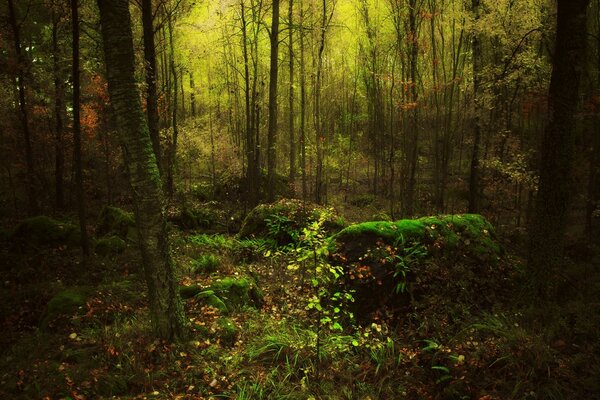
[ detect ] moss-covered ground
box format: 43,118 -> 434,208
0,210 -> 599,399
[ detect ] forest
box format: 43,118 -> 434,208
0,0 -> 599,398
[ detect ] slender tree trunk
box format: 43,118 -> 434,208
98,0 -> 187,341
190,72 -> 196,117
7,0 -> 37,215
52,13 -> 65,210
405,0 -> 419,216
299,0 -> 307,201
166,13 -> 178,198
288,0 -> 296,190
314,0 -> 329,204
468,0 -> 482,213
71,0 -> 90,256
267,0 -> 281,202
142,0 -> 162,173
529,0 -> 589,299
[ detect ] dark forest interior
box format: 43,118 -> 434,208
0,0 -> 599,398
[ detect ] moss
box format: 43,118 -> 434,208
10,216 -> 80,247
216,317 -> 238,346
181,276 -> 263,310
96,206 -> 135,239
334,214 -> 502,317
238,198 -> 345,245
195,290 -> 228,312
192,254 -> 220,273
210,277 -> 263,310
180,284 -> 204,299
47,287 -> 89,315
94,235 -> 127,256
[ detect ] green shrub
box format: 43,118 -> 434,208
192,254 -> 220,273
238,198 -> 345,246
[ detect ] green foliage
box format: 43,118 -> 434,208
10,216 -> 80,247
96,206 -> 135,239
192,254 -> 220,273
238,198 -> 345,246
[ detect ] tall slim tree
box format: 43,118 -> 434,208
51,4 -> 66,210
71,0 -> 90,256
267,0 -> 281,202
468,0 -> 482,213
7,0 -> 37,214
142,0 -> 163,172
288,0 -> 296,189
529,0 -> 589,298
97,0 -> 187,340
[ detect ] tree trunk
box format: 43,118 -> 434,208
52,11 -> 65,210
299,0 -> 307,201
166,13 -> 179,198
267,0 -> 280,202
97,0 -> 187,341
288,0 -> 296,190
528,0 -> 589,299
142,0 -> 163,173
190,72 -> 196,117
468,0 -> 482,214
7,0 -> 37,215
71,0 -> 90,256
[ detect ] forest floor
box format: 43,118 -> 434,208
0,207 -> 599,400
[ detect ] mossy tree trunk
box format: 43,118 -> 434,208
142,0 -> 163,173
529,0 -> 589,299
97,0 -> 187,341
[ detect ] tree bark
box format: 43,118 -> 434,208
71,0 -> 90,256
97,0 -> 187,341
52,10 -> 65,210
7,0 -> 37,215
468,0 -> 482,214
528,0 -> 589,299
267,0 -> 280,202
288,0 -> 296,189
142,0 -> 163,173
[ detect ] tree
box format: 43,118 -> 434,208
71,0 -> 90,256
142,0 -> 163,172
267,0 -> 281,202
7,0 -> 37,214
468,0 -> 482,214
97,0 -> 187,340
529,0 -> 590,298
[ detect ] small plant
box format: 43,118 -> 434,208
193,254 -> 220,273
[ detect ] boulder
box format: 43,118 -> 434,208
238,198 -> 345,245
96,206 -> 135,239
94,235 -> 127,256
9,216 -> 80,248
180,276 -> 263,312
332,214 -> 502,317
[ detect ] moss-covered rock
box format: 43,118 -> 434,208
42,287 -> 91,328
333,214 -> 502,317
179,276 -> 263,311
96,206 -> 135,239
94,235 -> 127,256
238,198 -> 346,245
196,290 -> 228,312
9,216 -> 80,248
216,317 -> 238,346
